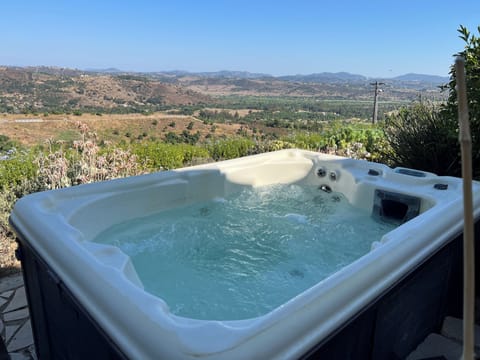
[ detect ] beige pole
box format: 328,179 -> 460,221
456,56 -> 475,360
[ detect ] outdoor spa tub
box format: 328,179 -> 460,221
9,149 -> 480,359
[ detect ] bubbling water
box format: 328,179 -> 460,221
93,184 -> 396,320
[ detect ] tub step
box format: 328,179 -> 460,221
406,317 -> 480,360
405,333 -> 461,360
441,316 -> 480,351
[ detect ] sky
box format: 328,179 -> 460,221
1,0 -> 479,78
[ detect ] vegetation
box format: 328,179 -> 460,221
131,141 -> 209,171
383,103 -> 458,175
441,25 -> 480,177
383,25 -> 480,178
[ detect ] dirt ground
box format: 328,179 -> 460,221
0,111 -> 249,147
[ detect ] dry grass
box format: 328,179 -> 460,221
0,240 -> 20,276
0,112 -> 250,147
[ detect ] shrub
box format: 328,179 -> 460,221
36,122 -> 141,188
207,138 -> 256,161
131,142 -> 209,171
0,152 -> 38,191
284,132 -> 327,150
382,103 -> 459,175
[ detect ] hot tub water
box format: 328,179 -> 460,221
94,184 -> 396,320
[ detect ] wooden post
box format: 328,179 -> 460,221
456,56 -> 475,360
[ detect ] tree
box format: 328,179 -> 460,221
441,25 -> 480,177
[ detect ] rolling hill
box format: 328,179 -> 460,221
0,66 -> 447,114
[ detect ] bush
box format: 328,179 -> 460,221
131,142 -> 209,171
0,152 -> 38,191
382,103 -> 459,175
0,134 -> 18,153
207,138 -> 256,161
35,122 -> 141,188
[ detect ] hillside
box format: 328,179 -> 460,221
0,66 -> 448,115
0,66 -> 211,114
148,70 -> 447,101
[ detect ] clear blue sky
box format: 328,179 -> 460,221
2,0 -> 479,77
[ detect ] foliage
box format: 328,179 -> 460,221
281,124 -> 387,161
243,125 -> 384,160
219,96 -> 408,122
284,132 -> 327,150
0,152 -> 38,191
163,130 -> 201,145
0,134 -> 18,153
131,141 -> 210,171
207,138 -> 256,161
253,140 -> 295,153
382,103 -> 459,175
28,123 -> 141,190
440,25 -> 480,177
197,109 -> 238,123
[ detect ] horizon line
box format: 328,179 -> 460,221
0,63 -> 450,80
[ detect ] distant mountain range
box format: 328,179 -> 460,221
2,65 -> 449,85
83,68 -> 449,85
156,70 -> 449,85
278,72 -> 367,83
391,73 -> 449,84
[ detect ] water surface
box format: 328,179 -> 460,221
94,184 -> 396,320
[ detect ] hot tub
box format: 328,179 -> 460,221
10,149 -> 480,359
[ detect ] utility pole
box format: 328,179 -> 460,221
370,81 -> 385,124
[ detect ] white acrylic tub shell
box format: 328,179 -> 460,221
10,149 -> 480,359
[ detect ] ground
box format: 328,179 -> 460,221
0,112 -> 252,147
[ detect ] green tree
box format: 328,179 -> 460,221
441,25 -> 480,177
